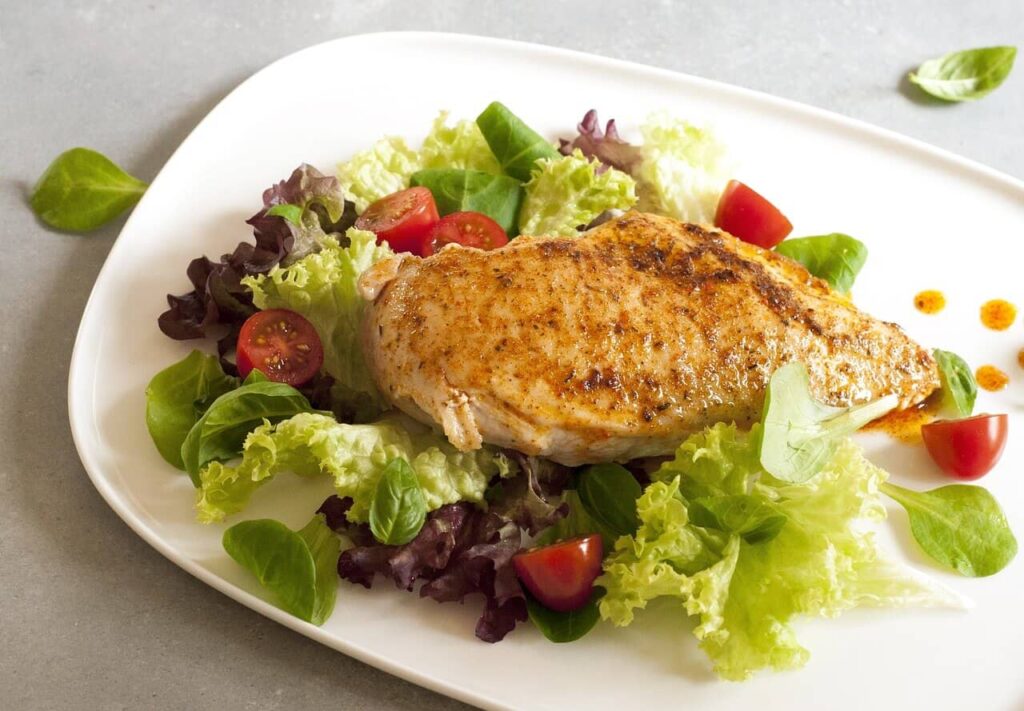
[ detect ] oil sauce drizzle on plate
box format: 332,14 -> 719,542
913,290 -> 945,314
976,364 -> 1009,392
980,299 -> 1017,331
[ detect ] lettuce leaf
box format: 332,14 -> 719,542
419,111 -> 502,174
635,112 -> 731,224
519,149 -> 637,237
337,112 -> 500,213
195,412 -> 513,524
558,109 -> 642,175
243,228 -> 391,419
599,425 -> 959,681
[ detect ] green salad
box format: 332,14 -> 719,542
55,101 -> 1011,681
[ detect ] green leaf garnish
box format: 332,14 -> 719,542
688,494 -> 788,544
369,458 -> 427,546
909,46 -> 1017,102
31,147 -> 148,232
881,482 -> 1017,577
933,349 -> 977,417
775,233 -> 868,293
576,462 -> 642,538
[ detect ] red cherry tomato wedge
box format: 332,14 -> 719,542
714,179 -> 793,249
921,413 -> 1008,480
421,211 -> 509,257
235,308 -> 324,386
512,535 -> 603,612
354,187 -> 440,255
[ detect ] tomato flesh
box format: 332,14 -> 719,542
512,535 -> 603,612
235,308 -> 324,386
921,413 -> 1008,480
714,179 -> 793,249
354,187 -> 440,255
421,211 -> 509,257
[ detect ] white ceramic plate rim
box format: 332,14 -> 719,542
68,32 -> 1024,710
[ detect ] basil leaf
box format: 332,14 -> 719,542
369,458 -> 427,546
525,589 -> 603,643
476,102 -> 559,182
759,362 -> 897,483
534,490 -> 616,550
265,203 -> 303,225
775,233 -> 868,293
181,379 -> 314,485
933,349 -> 977,418
144,351 -> 239,469
688,494 -> 787,544
223,513 -> 340,624
909,46 -> 1017,102
410,169 -> 524,235
576,463 -> 642,537
30,147 -> 148,232
881,482 -> 1017,577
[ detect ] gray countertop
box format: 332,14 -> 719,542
1,2 -> 1021,709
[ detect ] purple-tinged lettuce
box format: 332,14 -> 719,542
558,109 -> 642,175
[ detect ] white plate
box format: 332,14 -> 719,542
69,32 -> 1024,710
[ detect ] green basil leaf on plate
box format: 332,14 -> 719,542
525,589 -> 603,643
881,482 -> 1017,577
223,513 -> 341,625
31,147 -> 148,232
576,462 -> 642,538
933,349 -> 977,418
144,350 -> 239,469
775,233 -> 868,293
909,46 -> 1017,102
476,101 -> 559,182
411,168 -> 524,235
181,377 -> 314,485
369,458 -> 427,545
688,494 -> 788,544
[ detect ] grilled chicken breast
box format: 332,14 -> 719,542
359,212 -> 938,465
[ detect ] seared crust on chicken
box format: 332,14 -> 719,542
359,212 -> 938,465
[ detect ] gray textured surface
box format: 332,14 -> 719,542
1,1 -> 1020,709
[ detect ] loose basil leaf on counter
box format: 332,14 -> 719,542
410,169 -> 524,235
909,46 -> 1017,102
688,494 -> 788,544
881,482 -> 1017,577
933,349 -> 977,417
265,203 -> 303,225
181,374 -> 314,485
476,101 -> 560,182
369,458 -> 427,545
525,589 -> 603,643
223,513 -> 341,624
576,462 -> 642,537
30,147 -> 148,232
775,233 -> 868,293
760,362 -> 897,483
145,350 -> 239,469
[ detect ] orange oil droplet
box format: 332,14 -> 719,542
1018,349 -> 1024,370
980,299 -> 1017,331
913,290 -> 945,314
976,364 -> 1009,392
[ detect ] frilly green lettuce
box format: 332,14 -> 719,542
635,112 -> 731,224
599,424 -> 960,681
196,412 -> 514,524
337,112 -> 500,213
518,149 -> 637,237
243,228 -> 391,420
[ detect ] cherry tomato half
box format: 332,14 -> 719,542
714,179 -> 793,249
512,534 -> 603,612
236,308 -> 324,386
921,413 -> 1008,480
354,187 -> 440,255
421,211 -> 509,257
